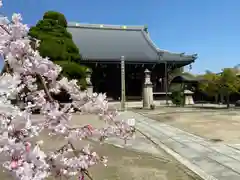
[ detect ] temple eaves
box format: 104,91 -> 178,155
67,22 -> 197,64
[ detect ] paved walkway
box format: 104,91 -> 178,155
116,111 -> 240,180
108,101 -> 230,110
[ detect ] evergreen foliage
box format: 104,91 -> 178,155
28,11 -> 87,89
29,11 -> 80,62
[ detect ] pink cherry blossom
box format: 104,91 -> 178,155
0,0 -> 136,179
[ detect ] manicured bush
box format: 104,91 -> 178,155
29,11 -> 80,62
170,90 -> 184,106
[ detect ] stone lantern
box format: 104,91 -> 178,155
143,69 -> 154,109
85,68 -> 93,96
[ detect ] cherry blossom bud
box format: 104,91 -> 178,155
10,161 -> 18,169
79,174 -> 84,180
86,124 -> 93,131
25,142 -> 31,152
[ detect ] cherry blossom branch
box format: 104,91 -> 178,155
68,141 -> 94,180
0,23 -> 54,102
51,141 -> 94,180
36,74 -> 54,102
0,4 -> 137,180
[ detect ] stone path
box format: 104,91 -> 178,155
116,111 -> 240,180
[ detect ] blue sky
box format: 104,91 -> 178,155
1,0 -> 239,74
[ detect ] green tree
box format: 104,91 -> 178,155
218,68 -> 240,108
198,71 -> 221,103
29,11 -> 80,62
28,11 -> 87,88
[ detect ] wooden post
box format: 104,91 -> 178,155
164,61 -> 169,105
120,56 -> 126,111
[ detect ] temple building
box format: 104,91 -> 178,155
67,22 -> 197,100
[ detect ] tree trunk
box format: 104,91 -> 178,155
220,93 -> 224,104
214,94 -> 218,104
226,94 -> 230,108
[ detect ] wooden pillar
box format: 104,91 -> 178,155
120,56 -> 126,111
164,62 -> 169,105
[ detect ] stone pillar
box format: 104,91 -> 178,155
143,69 -> 154,109
86,68 -> 93,96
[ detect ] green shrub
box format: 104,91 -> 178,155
55,61 -> 87,79
170,90 -> 184,106
43,11 -> 67,27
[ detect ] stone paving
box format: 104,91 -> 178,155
116,111 -> 240,180
139,108 -> 240,144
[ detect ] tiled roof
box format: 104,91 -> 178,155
67,22 -> 197,63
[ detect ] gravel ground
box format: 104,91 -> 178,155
0,113 -> 202,180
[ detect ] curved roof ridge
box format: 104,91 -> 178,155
140,30 -> 182,55
158,49 -> 197,58
140,31 -> 160,53
140,31 -> 195,57
158,49 -> 182,54
68,22 -> 145,31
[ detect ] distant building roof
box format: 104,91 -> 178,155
171,73 -> 204,83
67,22 -> 197,63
